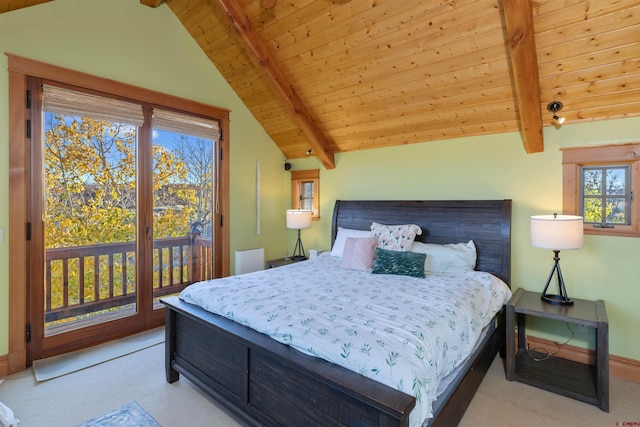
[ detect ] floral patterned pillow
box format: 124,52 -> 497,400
370,222 -> 422,251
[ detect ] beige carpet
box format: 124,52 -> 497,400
0,342 -> 240,427
460,356 -> 640,427
1,341 -> 638,427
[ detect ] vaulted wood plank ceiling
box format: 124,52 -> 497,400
4,0 -> 640,169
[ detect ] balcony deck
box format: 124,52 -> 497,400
44,234 -> 212,336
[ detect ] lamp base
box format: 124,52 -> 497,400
290,229 -> 307,261
541,293 -> 574,305
540,250 -> 574,305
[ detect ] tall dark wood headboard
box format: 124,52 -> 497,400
331,200 -> 512,285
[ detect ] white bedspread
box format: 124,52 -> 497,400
179,253 -> 511,427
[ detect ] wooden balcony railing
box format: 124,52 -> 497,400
45,234 -> 212,324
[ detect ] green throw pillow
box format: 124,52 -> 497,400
372,248 -> 426,278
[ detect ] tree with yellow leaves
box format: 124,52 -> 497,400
44,112 -> 209,321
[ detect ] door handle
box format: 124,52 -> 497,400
146,226 -> 151,240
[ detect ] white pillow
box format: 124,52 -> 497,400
331,227 -> 372,257
411,240 -> 477,273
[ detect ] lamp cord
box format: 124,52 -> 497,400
525,322 -> 575,362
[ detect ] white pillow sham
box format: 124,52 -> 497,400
411,240 -> 477,273
330,227 -> 373,257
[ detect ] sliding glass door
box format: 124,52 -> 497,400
28,82 -> 220,361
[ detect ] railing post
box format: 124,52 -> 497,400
189,224 -> 202,284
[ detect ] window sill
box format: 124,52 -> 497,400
583,227 -> 640,238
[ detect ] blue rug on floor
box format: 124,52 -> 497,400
75,401 -> 160,427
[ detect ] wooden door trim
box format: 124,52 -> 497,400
7,67 -> 28,373
26,76 -> 44,362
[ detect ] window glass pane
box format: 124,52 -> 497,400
583,169 -> 602,195
583,198 -> 602,223
43,110 -> 138,333
606,168 -> 626,195
302,181 -> 314,198
151,124 -> 215,306
152,131 -> 214,239
606,198 -> 627,224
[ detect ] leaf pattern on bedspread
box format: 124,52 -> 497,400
179,253 -> 511,427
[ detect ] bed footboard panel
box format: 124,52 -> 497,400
163,296 -> 415,427
249,350 -> 401,427
173,309 -> 248,402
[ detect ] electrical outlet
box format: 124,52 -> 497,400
578,323 -> 588,333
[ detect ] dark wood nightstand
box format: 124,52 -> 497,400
505,288 -> 609,412
266,257 -> 305,268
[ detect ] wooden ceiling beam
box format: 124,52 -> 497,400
140,0 -> 163,7
207,0 -> 336,169
502,0 -> 544,153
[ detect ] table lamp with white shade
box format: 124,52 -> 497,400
530,213 -> 584,305
286,209 -> 312,261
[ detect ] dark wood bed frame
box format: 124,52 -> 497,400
162,199 -> 512,427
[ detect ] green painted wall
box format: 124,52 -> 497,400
1,0 -> 638,366
0,0 -> 289,356
289,118 -> 640,362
